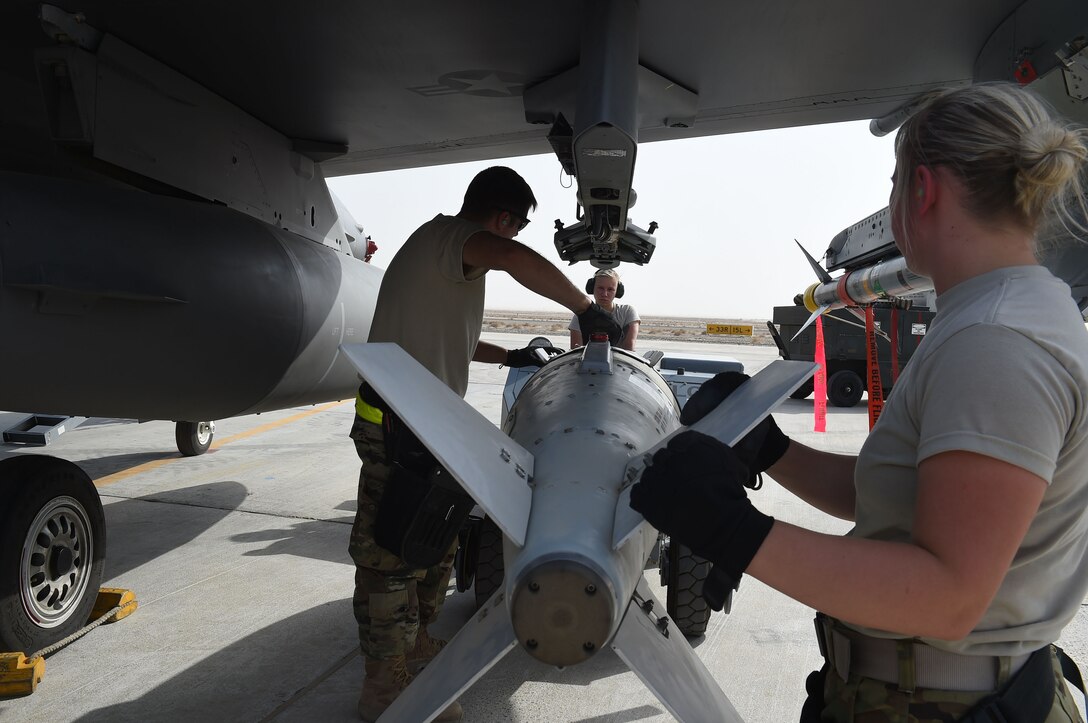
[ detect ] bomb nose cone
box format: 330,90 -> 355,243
511,559 -> 614,666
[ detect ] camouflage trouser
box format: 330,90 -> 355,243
348,417 -> 458,661
804,646 -> 1084,722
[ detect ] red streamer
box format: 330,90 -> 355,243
814,316 -> 827,433
865,307 -> 884,429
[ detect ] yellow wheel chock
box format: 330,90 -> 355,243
0,653 -> 44,697
90,588 -> 138,624
0,587 -> 137,698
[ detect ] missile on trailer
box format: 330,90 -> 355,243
794,206 -> 934,317
788,238 -> 935,340
799,253 -> 932,314
342,341 -> 815,722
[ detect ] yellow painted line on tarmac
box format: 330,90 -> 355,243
208,401 -> 345,450
93,401 -> 347,488
93,454 -> 181,488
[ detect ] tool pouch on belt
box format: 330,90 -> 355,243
374,462 -> 475,568
365,383 -> 475,568
960,645 -> 1054,723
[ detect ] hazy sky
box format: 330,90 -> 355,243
328,120 -> 899,320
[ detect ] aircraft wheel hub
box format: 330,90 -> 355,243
21,496 -> 95,628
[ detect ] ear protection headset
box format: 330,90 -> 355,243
585,277 -> 625,298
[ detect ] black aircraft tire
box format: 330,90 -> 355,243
665,541 -> 713,638
176,421 -> 214,456
827,370 -> 864,408
0,455 -> 106,653
473,517 -> 505,610
790,379 -> 814,400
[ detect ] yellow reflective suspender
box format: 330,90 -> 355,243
355,391 -> 383,425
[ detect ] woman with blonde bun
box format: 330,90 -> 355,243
629,82 -> 1088,722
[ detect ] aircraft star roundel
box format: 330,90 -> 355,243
409,69 -> 538,98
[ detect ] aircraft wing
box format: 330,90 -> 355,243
3,1 -> 1084,180
1,0 -> 1085,419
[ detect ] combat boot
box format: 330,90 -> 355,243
406,628 -> 448,674
358,655 -> 463,722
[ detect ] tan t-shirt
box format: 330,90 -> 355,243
367,214 -> 487,398
847,265 -> 1088,656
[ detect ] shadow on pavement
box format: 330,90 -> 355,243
75,600 -> 359,723
81,451 -> 180,478
102,480 -> 248,580
67,591 -> 649,723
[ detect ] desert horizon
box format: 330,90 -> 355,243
482,308 -> 778,346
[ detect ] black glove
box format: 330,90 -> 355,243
680,371 -> 790,483
505,345 -> 563,368
629,431 -> 773,588
576,303 -> 623,346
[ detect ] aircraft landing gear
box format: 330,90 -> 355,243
0,455 -> 106,652
175,421 -> 215,456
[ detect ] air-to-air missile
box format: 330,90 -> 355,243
798,251 -> 933,316
342,341 -> 815,722
789,207 -> 935,339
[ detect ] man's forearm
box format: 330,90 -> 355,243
463,233 -> 590,314
506,246 -> 589,314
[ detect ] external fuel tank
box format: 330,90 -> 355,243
0,172 -> 381,421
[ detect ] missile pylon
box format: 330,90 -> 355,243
341,341 -> 815,722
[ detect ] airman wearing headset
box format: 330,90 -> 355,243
569,268 -> 640,351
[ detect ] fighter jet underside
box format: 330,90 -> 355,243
3,0 -> 1086,271
1,0 -> 1087,707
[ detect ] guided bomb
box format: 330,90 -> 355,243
343,341 -> 814,722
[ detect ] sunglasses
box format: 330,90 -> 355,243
498,209 -> 530,231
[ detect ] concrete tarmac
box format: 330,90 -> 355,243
1,332 -> 1085,722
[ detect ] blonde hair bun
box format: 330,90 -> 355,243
1017,123 -> 1088,223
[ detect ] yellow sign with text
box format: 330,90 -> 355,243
706,323 -> 753,336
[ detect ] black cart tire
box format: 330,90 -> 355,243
473,517 -> 505,609
0,455 -> 106,652
827,370 -> 864,408
665,541 -> 712,638
454,516 -> 483,593
790,379 -> 814,400
176,421 -> 215,456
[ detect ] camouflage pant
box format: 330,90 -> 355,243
348,417 -> 457,661
804,646 -> 1084,722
